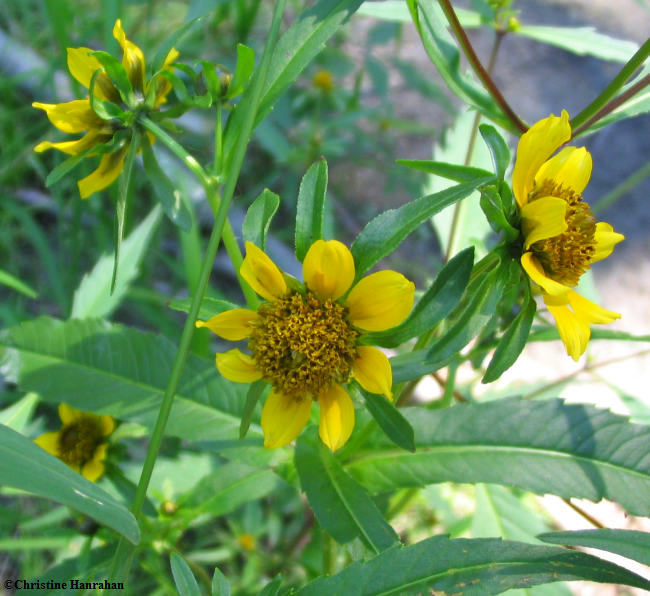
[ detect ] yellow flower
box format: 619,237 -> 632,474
197,240 -> 415,451
33,19 -> 178,199
34,404 -> 115,482
312,70 -> 334,93
512,111 -> 624,360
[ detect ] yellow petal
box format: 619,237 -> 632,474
113,19 -> 146,92
216,349 -> 262,383
34,130 -> 107,156
154,47 -> 180,106
567,290 -> 620,325
240,242 -> 287,301
520,196 -> 568,249
520,252 -> 570,297
591,222 -> 624,264
534,146 -> 592,195
58,403 -> 83,424
32,100 -> 101,134
66,47 -> 119,102
544,294 -> 590,361
82,458 -> 105,482
302,239 -> 355,299
318,384 -> 355,452
512,110 -> 571,207
99,415 -> 115,436
346,270 -> 415,331
261,390 -> 312,449
34,432 -> 61,457
93,443 -> 109,462
352,346 -> 393,401
77,147 -> 127,199
196,308 -> 259,340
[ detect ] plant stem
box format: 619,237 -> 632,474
438,0 -> 527,134
562,499 -> 605,529
570,38 -> 650,131
213,101 -> 224,175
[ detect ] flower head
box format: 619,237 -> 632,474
312,70 -> 334,93
197,240 -> 415,451
512,111 -> 624,360
33,19 -> 178,198
34,404 -> 115,481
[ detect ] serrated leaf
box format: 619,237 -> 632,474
295,429 -> 399,554
295,158 -> 328,262
397,159 -> 493,182
539,529 -> 650,566
0,424 -> 139,544
479,123 -> 510,180
296,535 -> 650,595
243,189 -> 280,251
71,206 -> 162,319
351,179 -> 490,280
212,567 -> 231,596
0,317 -> 257,442
363,247 -> 474,348
170,553 -> 201,596
345,398 -> 650,517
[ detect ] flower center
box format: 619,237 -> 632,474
248,292 -> 359,399
57,417 -> 104,467
528,179 -> 596,287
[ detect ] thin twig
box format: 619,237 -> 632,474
432,371 -> 467,402
562,499 -> 605,529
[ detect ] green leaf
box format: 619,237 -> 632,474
0,317 -> 256,442
243,189 -> 280,251
0,269 -> 37,299
168,296 -> 241,321
0,392 -> 39,433
479,185 -> 519,240
170,553 -> 201,596
259,577 -> 282,596
71,206 -> 162,319
240,381 -> 266,440
482,287 -> 536,383
517,26 -> 639,63
212,566 -> 231,596
295,535 -> 650,595
528,327 -> 650,344
479,124 -> 510,180
228,43 -> 256,98
142,141 -> 192,231
353,385 -> 414,452
295,429 -> 399,554
389,349 -> 440,383
397,159 -> 493,182
90,50 -> 135,103
539,529 -> 650,566
0,424 -> 139,544
363,247 -> 474,348
295,158 -> 328,262
351,179 -> 490,280
345,398 -> 650,516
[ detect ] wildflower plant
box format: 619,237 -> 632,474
2,2 -> 650,595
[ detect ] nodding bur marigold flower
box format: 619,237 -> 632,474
196,240 -> 415,451
512,110 -> 625,360
34,404 -> 115,482
312,70 -> 334,93
32,19 -> 178,199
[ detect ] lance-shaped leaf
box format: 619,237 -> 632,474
0,424 -> 139,544
397,160 -> 493,182
295,430 -> 399,554
170,553 -> 201,596
295,535 -> 650,595
345,398 -> 650,517
479,123 -> 510,180
243,189 -> 280,252
295,158 -> 328,262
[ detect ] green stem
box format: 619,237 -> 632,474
592,160 -> 650,215
438,0 -> 527,134
570,38 -> 650,131
214,100 -> 224,175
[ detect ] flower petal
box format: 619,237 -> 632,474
34,129 -> 107,156
99,415 -> 115,437
216,349 -> 262,383
520,196 -> 568,249
32,100 -> 101,134
66,47 -> 119,102
59,403 -> 83,424
352,346 -> 393,401
521,252 -> 570,297
303,239 -> 355,299
346,270 -> 415,331
512,110 -> 571,207
261,390 -> 312,449
544,293 -> 590,361
113,19 -> 146,92
34,432 -> 61,457
534,146 -> 592,195
82,458 -> 105,482
591,222 -> 624,264
240,242 -> 287,301
196,308 -> 259,340
77,147 -> 127,199
154,47 -> 180,106
318,384 -> 355,452
567,290 -> 620,325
